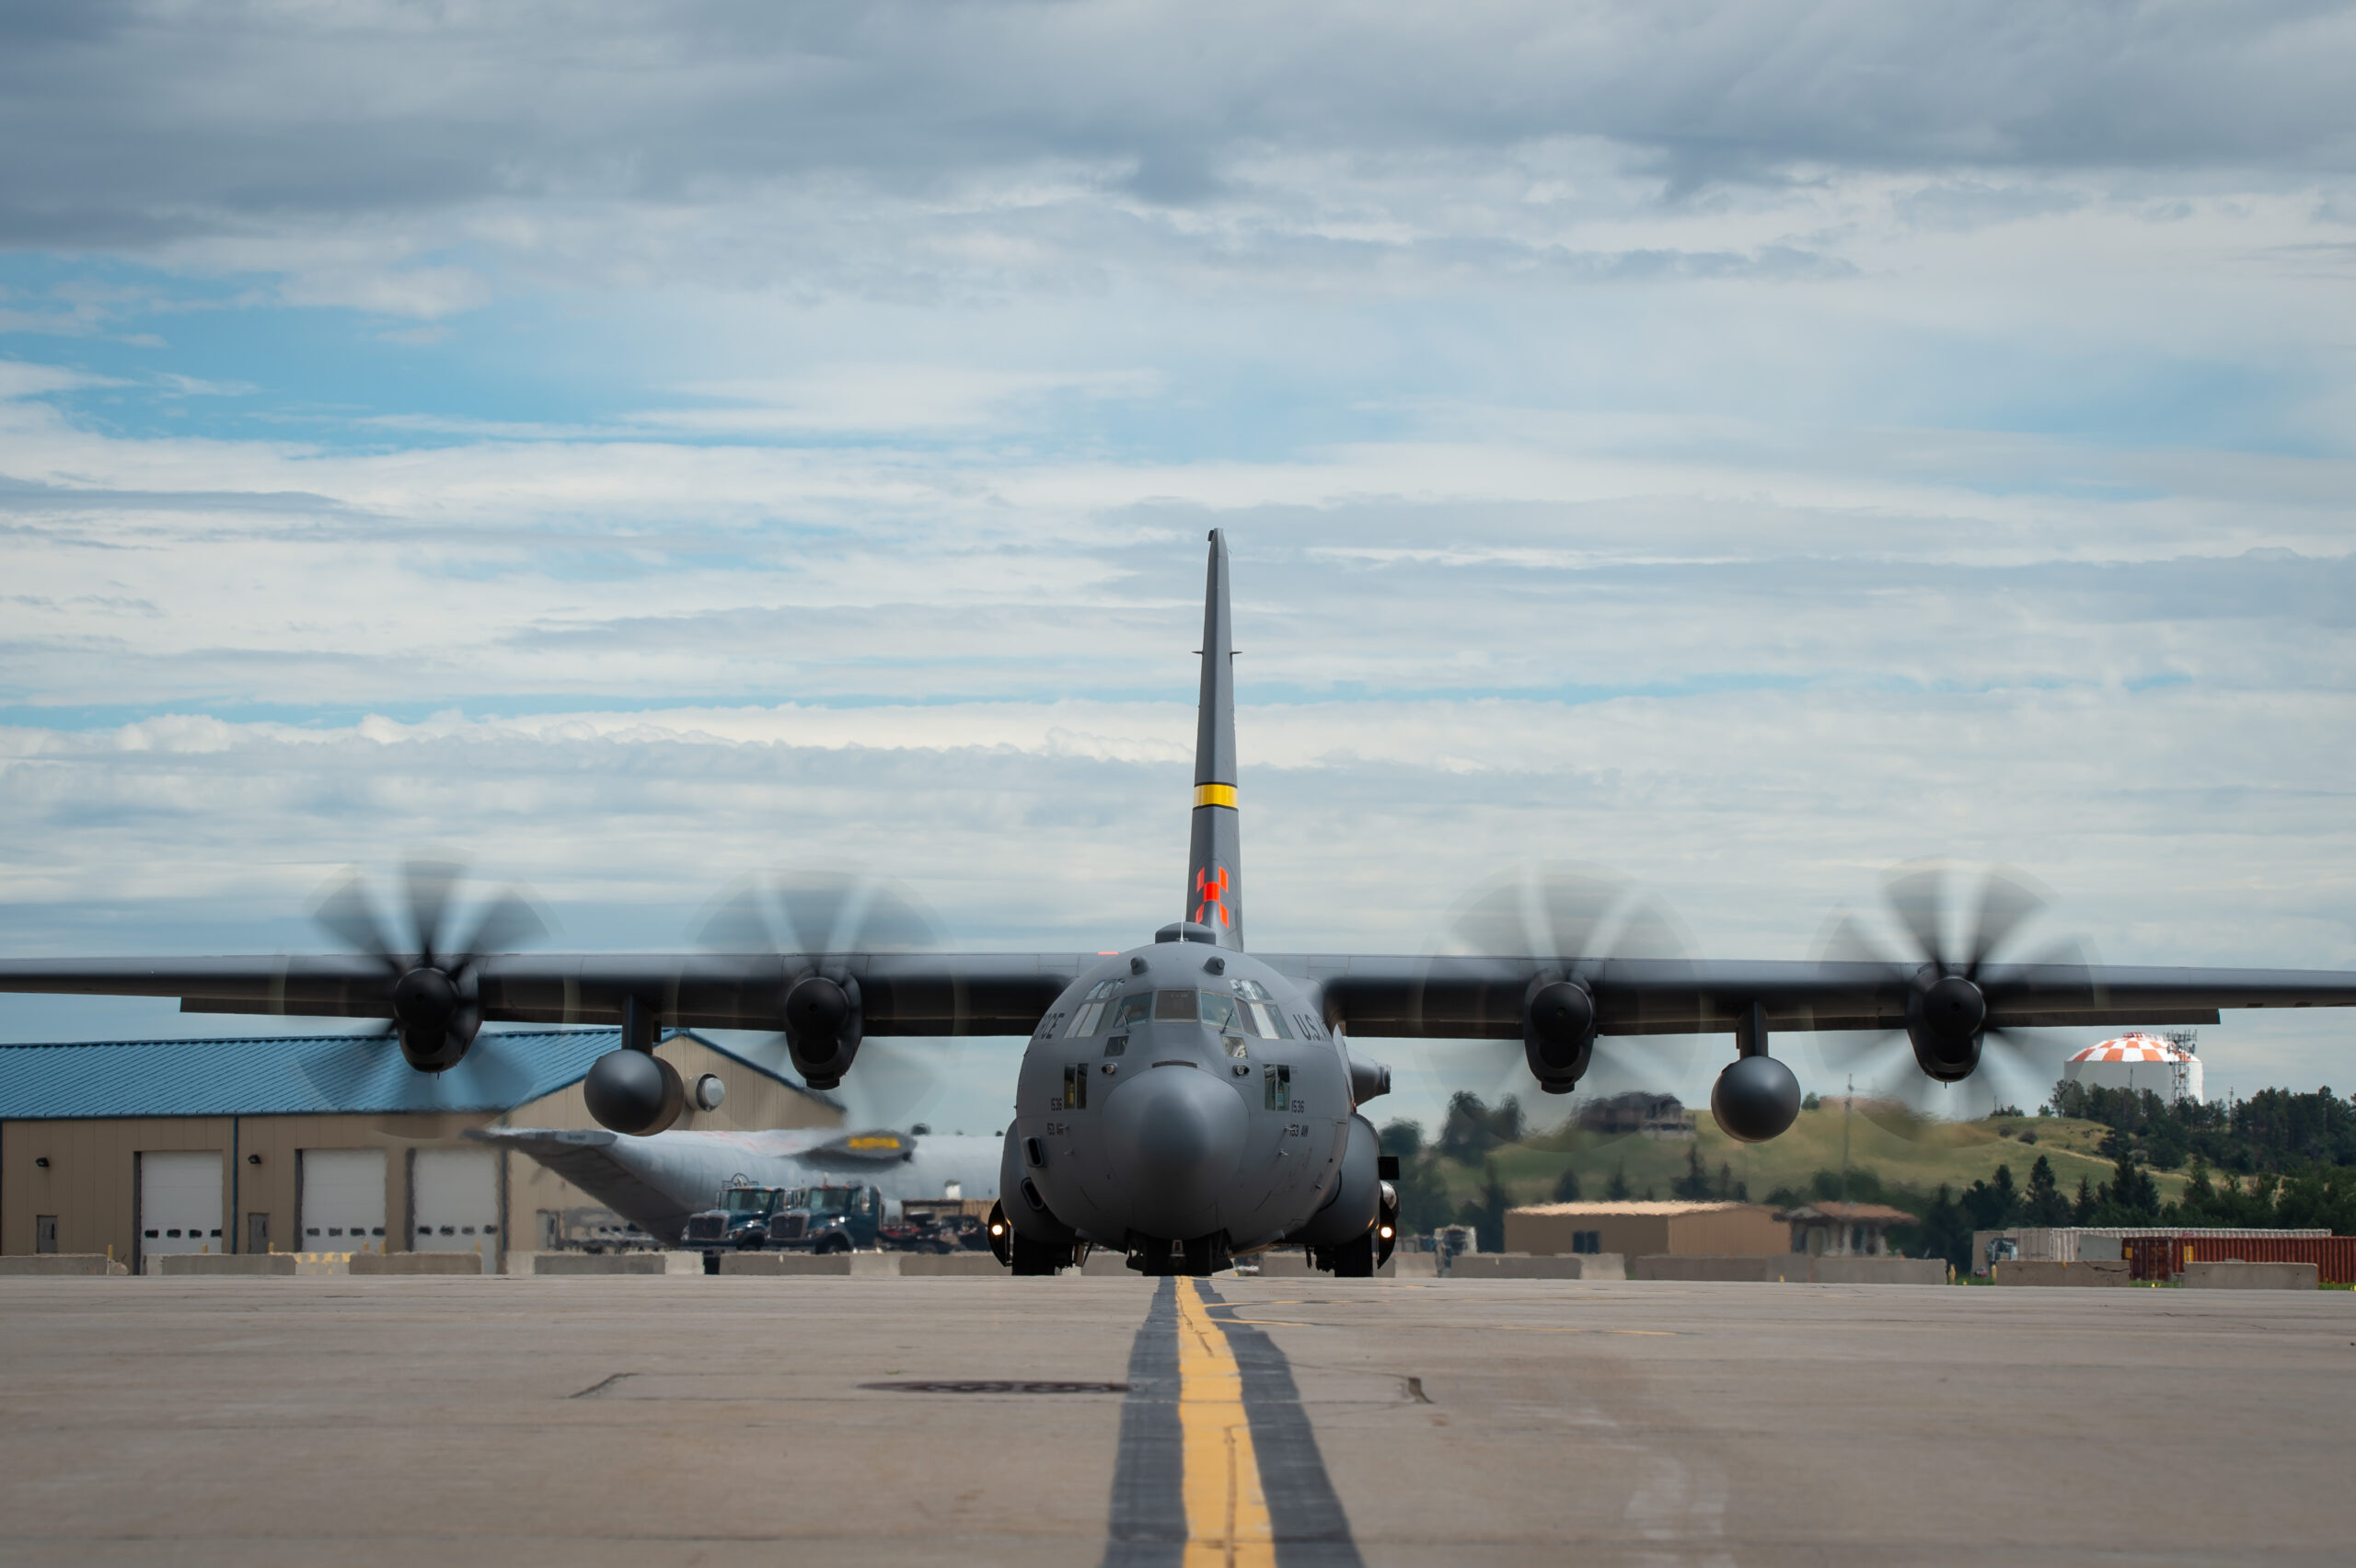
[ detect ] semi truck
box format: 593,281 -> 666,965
681,1182 -> 885,1260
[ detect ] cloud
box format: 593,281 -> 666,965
1,5 -> 2353,1132
633,365 -> 1162,436
155,373 -> 257,398
0,360 -> 121,399
2,2 -> 2351,287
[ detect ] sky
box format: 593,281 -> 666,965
2,0 -> 2353,1136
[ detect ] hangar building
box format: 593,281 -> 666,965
1503,1201 -> 1787,1259
0,1029 -> 840,1271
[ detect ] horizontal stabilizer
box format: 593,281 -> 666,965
466,1126 -> 699,1244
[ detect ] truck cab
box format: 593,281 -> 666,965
681,1184 -> 793,1251
766,1184 -> 884,1253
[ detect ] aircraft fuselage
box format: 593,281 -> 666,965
1002,936 -> 1378,1262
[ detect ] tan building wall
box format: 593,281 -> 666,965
3,1034 -> 841,1265
1506,1202 -> 1786,1259
1664,1205 -> 1786,1256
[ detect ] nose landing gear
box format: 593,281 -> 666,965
1124,1231 -> 1233,1276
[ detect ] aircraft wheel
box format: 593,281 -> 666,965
1331,1230 -> 1376,1278
1010,1234 -> 1067,1275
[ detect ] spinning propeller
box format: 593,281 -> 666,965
294,859 -> 550,1125
1418,863 -> 1708,1103
1811,861 -> 2093,1131
696,869 -> 964,1106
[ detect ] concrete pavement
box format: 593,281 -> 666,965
0,1274 -> 2347,1565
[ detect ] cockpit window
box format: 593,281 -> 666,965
1227,979 -> 1293,1039
1067,978 -> 1134,1037
1071,981 -> 1290,1038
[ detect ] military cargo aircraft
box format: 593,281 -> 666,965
6,531 -> 2355,1275
467,1123 -> 1002,1251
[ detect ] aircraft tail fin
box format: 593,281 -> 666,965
1186,530 -> 1242,948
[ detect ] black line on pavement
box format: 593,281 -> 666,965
1202,1283 -> 1366,1568
566,1372 -> 633,1400
1101,1277 -> 1184,1568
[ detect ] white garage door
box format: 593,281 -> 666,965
300,1148 -> 387,1251
411,1147 -> 499,1269
139,1151 -> 223,1269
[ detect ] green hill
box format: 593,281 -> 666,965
1420,1103 -> 2169,1214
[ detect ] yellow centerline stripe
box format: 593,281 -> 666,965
1193,783 -> 1238,809
1176,1280 -> 1276,1567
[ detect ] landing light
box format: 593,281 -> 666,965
1379,1226 -> 1394,1239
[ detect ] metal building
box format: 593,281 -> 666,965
0,1029 -> 840,1271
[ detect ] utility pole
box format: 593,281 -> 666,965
1841,1074 -> 1854,1205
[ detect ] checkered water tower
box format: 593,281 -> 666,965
2062,1032 -> 2203,1105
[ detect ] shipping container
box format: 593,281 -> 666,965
2117,1233 -> 2352,1285
2183,1234 -> 2356,1285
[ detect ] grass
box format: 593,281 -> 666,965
1426,1104 -> 2179,1213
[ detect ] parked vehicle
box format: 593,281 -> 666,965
681,1184 -> 797,1251
882,1196 -> 997,1252
766,1184 -> 884,1253
545,1205 -> 661,1253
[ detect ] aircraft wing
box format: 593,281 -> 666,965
1274,954 -> 2356,1038
0,951 -> 1089,1034
9,950 -> 2356,1040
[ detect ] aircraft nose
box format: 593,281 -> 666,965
1102,1063 -> 1250,1239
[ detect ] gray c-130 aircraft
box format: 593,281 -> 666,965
6,530 -> 2356,1275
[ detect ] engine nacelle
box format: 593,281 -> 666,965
391,965 -> 480,1073
783,972 -> 864,1090
1523,977 -> 1596,1093
583,1049 -> 686,1136
1906,974 -> 1986,1082
1346,1049 -> 1391,1105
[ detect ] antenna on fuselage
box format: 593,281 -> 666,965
1187,529 -> 1242,949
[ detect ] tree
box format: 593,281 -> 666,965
1392,1155 -> 1456,1236
1552,1166 -> 1582,1203
1671,1143 -> 1714,1200
1457,1161 -> 1511,1252
2022,1155 -> 2070,1227
2098,1153 -> 2161,1225
1802,1091 -> 1821,1111
1438,1093 -> 1528,1163
1492,1096 -> 1526,1147
1960,1164 -> 2018,1231
1378,1120 -> 1426,1160
1606,1160 -> 1632,1201
2072,1174 -> 2097,1225
1438,1093 -> 1497,1162
1918,1183 -> 1972,1274
2273,1164 -> 2356,1234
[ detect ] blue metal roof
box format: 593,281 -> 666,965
0,1029 -> 812,1120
